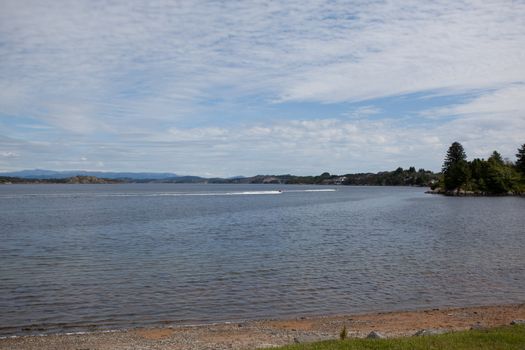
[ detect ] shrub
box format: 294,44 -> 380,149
339,325 -> 347,340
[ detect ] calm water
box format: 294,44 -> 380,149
1,184 -> 524,336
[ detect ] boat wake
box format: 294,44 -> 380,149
0,189 -> 336,199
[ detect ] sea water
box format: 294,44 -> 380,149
1,184 -> 524,336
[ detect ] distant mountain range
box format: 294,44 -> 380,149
0,169 -> 180,180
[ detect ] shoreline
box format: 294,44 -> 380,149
1,304 -> 524,350
426,189 -> 525,196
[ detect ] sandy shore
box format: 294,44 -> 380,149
1,304 -> 524,350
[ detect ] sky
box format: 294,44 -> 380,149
1,0 -> 524,177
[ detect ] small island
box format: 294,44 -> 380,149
429,142 -> 525,196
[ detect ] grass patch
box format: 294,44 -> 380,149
270,325 -> 525,350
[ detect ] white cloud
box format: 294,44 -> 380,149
168,127 -> 228,142
2,1 -> 524,112
2,102 -> 522,176
344,106 -> 382,119
1,151 -> 19,158
430,88 -> 525,160
0,1 -> 524,173
425,84 -> 525,119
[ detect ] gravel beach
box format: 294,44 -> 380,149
1,304 -> 524,350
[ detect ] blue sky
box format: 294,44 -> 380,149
1,0 -> 524,176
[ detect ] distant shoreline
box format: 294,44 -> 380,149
1,167 -> 439,186
426,188 -> 525,197
0,175 -> 123,185
1,304 -> 523,349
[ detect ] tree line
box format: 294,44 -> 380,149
437,142 -> 525,195
242,168 -> 438,186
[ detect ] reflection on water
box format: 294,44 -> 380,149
0,184 -> 524,336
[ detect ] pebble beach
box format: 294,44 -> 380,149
1,304 -> 524,350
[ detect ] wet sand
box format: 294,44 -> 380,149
1,304 -> 524,350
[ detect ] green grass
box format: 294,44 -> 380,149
270,325 -> 525,350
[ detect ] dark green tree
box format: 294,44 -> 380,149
469,158 -> 487,192
473,150 -> 521,194
442,142 -> 467,171
485,156 -> 515,194
442,142 -> 470,191
488,151 -> 504,166
516,144 -> 525,175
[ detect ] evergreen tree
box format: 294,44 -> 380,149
437,143 -> 523,195
516,144 -> 525,175
485,156 -> 518,194
485,160 -> 506,193
488,151 -> 504,165
442,142 -> 467,171
442,142 -> 470,191
469,158 -> 487,192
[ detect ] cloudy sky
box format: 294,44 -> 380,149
1,0 -> 524,176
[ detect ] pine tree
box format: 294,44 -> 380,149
442,142 -> 470,192
516,144 -> 525,175
488,151 -> 504,165
442,142 -> 467,172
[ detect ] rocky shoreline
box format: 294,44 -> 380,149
1,304 -> 524,350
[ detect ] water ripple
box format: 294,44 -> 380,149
1,184 -> 524,336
